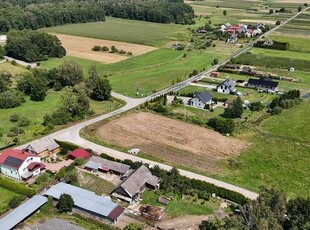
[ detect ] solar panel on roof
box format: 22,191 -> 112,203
3,156 -> 24,168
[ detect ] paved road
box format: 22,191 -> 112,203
18,8 -> 309,200
4,56 -> 37,68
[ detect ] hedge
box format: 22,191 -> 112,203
254,40 -> 290,50
0,176 -> 36,197
55,140 -> 79,151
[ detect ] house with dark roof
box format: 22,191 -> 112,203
247,77 -> 279,92
68,148 -> 91,160
0,149 -> 45,180
44,182 -> 125,223
112,165 -> 161,203
217,78 -> 236,94
85,156 -> 130,176
24,137 -> 60,159
189,91 -> 213,109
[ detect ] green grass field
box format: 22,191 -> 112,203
219,100 -> 310,198
41,17 -> 189,47
0,90 -> 124,147
0,62 -> 28,75
0,187 -> 18,214
141,190 -> 216,218
77,170 -> 115,196
251,48 -> 310,61
269,34 -> 310,53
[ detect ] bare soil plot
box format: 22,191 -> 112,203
55,34 -> 157,64
95,112 -> 248,172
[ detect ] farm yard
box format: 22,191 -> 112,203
84,111 -> 248,173
54,34 -> 157,64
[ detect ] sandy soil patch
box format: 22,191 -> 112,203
239,19 -> 276,24
55,34 -> 157,64
157,215 -> 209,230
95,112 -> 248,172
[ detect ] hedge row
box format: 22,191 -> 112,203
254,40 -> 290,50
55,140 -> 79,151
0,176 -> 36,197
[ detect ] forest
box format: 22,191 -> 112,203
0,0 -> 194,32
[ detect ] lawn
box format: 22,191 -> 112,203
0,90 -> 124,147
77,170 -> 115,196
219,100 -> 310,198
41,17 -> 189,47
269,34 -> 310,53
141,190 -> 217,218
0,187 -> 18,214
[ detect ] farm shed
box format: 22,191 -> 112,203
44,182 -> 124,223
68,148 -> 91,160
112,165 -> 161,203
0,195 -> 47,230
84,156 -> 130,175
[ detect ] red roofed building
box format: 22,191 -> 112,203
0,149 -> 43,180
68,148 -> 91,160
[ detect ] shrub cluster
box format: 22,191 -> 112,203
207,117 -> 235,134
0,177 -> 36,197
270,90 -> 301,114
254,40 -> 290,51
92,45 -> 133,56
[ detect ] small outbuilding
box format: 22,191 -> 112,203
68,148 -> 91,160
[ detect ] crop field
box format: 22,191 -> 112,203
55,34 -> 157,64
42,17 -> 189,47
88,111 -> 248,173
220,100 -> 310,198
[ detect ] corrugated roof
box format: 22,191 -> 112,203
116,165 -> 160,198
85,156 -> 130,174
26,137 -> 59,154
0,195 -> 47,230
44,183 -> 123,220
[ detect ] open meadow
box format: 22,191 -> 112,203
54,34 -> 157,64
219,99 -> 310,198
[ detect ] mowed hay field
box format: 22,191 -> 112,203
55,34 -> 157,64
93,112 -> 248,173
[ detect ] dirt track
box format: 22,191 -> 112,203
55,34 -> 157,63
95,112 -> 248,172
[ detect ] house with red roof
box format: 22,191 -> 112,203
0,149 -> 45,180
68,148 -> 91,160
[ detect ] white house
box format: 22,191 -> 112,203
189,91 -> 213,109
0,149 -> 45,180
217,78 -> 236,94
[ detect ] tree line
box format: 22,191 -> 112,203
0,0 -> 194,33
199,188 -> 310,230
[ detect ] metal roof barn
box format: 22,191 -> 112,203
44,182 -> 124,222
0,195 -> 47,230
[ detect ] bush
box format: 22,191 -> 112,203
102,46 -> 109,51
207,118 -> 235,134
127,51 -> 133,56
249,101 -> 264,111
0,90 -> 26,109
74,158 -> 85,166
10,126 -> 24,135
92,46 -> 102,52
18,116 -> 31,127
10,114 -> 19,122
271,106 -> 283,115
35,172 -> 50,185
8,196 -> 24,209
0,177 -> 35,197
